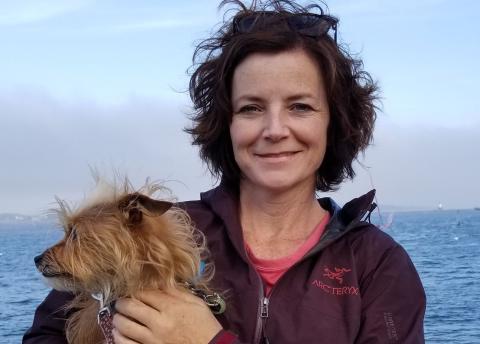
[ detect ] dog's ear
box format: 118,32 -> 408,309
135,194 -> 173,215
119,193 -> 173,225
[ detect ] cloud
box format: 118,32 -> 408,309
0,89 -> 214,214
328,118 -> 480,210
0,0 -> 93,26
1,89 -> 479,214
331,0 -> 448,15
109,19 -> 206,33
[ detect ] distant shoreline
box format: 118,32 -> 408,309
2,207 -> 480,225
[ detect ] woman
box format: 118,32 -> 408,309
24,1 -> 426,343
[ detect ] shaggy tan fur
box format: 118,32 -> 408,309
35,178 -> 211,344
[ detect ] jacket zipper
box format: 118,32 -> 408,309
261,297 -> 269,318
259,296 -> 270,344
253,276 -> 269,344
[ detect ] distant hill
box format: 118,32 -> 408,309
377,204 -> 436,212
0,213 -> 55,224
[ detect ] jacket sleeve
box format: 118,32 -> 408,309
22,290 -> 74,344
355,244 -> 426,344
209,330 -> 251,344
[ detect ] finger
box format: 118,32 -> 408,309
137,288 -> 203,309
113,312 -> 151,344
112,327 -> 141,344
134,290 -> 170,311
166,287 -> 218,310
115,297 -> 158,328
165,287 -> 200,301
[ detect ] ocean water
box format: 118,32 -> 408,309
1,210 -> 479,343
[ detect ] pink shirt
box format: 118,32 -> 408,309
246,213 -> 330,295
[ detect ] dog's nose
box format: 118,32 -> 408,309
34,253 -> 44,267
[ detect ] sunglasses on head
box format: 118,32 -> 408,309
233,12 -> 338,43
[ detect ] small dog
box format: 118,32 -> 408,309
34,178 -> 218,344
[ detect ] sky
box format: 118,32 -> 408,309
1,0 -> 479,214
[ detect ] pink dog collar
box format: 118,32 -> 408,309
92,292 -> 115,343
98,305 -> 115,344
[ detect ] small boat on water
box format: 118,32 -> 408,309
474,207 -> 480,211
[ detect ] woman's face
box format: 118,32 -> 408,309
230,48 -> 330,194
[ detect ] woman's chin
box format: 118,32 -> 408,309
242,175 -> 314,195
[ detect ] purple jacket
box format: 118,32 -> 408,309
23,184 -> 426,343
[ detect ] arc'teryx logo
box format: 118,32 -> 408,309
311,266 -> 358,297
323,267 -> 351,284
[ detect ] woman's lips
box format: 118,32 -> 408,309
257,152 -> 295,157
254,151 -> 299,161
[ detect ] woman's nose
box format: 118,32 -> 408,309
262,110 -> 289,141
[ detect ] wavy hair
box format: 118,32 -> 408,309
186,0 -> 379,191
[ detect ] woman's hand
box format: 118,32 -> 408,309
112,288 -> 223,344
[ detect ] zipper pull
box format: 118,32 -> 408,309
261,297 -> 269,318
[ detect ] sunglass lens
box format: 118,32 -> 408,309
289,15 -> 331,36
235,15 -> 257,33
234,13 -> 337,42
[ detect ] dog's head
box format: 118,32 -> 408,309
35,182 -> 205,299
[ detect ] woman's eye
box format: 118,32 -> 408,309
290,103 -> 313,112
237,105 -> 261,113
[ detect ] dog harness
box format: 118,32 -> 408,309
185,282 -> 227,315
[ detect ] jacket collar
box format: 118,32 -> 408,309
200,183 -> 376,260
200,182 -> 246,260
313,190 -> 376,254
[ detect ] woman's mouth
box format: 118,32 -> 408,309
255,151 -> 299,161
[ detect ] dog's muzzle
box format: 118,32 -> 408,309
34,253 -> 44,268
34,253 -> 71,278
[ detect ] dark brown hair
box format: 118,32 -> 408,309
186,0 -> 379,191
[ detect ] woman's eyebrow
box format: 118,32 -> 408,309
233,93 -> 318,103
232,95 -> 264,104
285,93 -> 318,102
